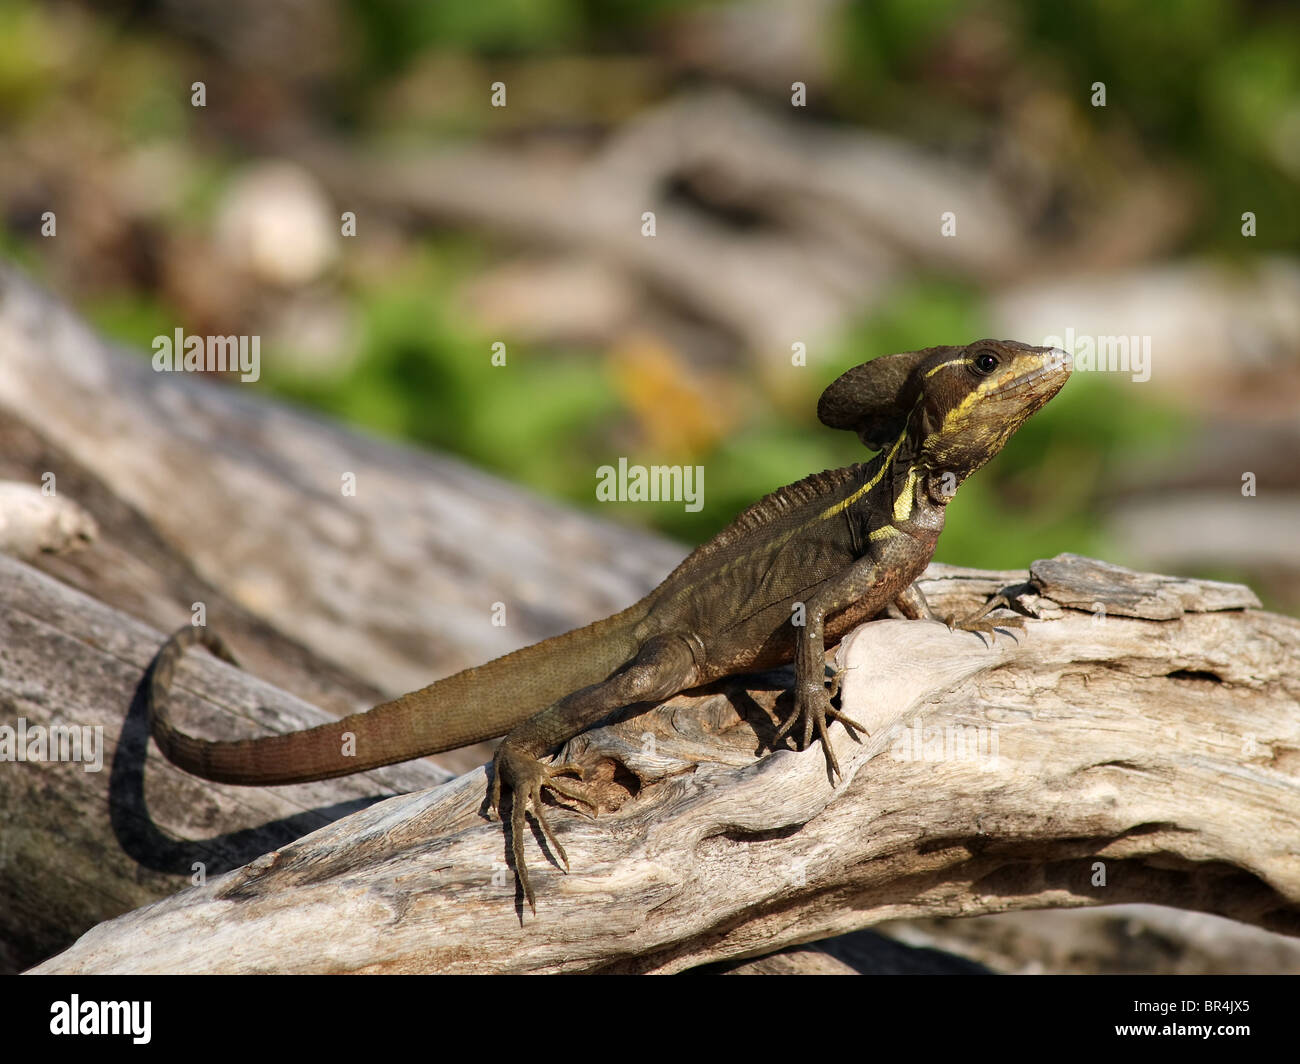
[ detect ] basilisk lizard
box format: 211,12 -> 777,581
148,339 -> 1070,910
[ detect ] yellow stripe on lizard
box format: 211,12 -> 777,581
816,428 -> 907,522
923,358 -> 967,378
892,467 -> 919,522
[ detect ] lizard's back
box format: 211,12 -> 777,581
632,461 -> 880,672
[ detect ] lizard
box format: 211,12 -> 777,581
147,338 -> 1071,911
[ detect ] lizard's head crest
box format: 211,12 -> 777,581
818,339 -> 1071,478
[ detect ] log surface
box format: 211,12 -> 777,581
23,552 -> 1299,974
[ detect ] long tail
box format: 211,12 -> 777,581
147,610 -> 646,785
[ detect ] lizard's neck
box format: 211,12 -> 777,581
871,422 -> 951,537
906,410 -> 973,509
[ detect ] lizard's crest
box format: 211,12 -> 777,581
817,345 -> 957,450
819,340 -> 1070,479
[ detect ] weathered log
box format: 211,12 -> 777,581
21,549 -> 1298,974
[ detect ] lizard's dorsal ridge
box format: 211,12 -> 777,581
660,463 -> 870,582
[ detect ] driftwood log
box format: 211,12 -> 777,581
4,263 -> 1300,973
16,548 -> 1300,974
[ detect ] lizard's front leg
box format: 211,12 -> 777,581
893,580 -> 935,621
945,591 -> 1032,641
490,632 -> 698,912
895,578 -> 1026,640
773,556 -> 893,779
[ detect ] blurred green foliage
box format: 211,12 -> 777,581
343,0 -> 699,72
85,291 -> 176,350
837,0 -> 1300,252
262,246 -> 625,502
344,0 -> 579,69
1,0 -> 1278,576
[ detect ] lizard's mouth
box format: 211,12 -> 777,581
987,348 -> 1072,401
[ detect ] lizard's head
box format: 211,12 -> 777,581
818,339 -> 1071,486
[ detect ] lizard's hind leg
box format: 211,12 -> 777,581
489,632 -> 699,913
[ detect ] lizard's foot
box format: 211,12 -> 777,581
773,675 -> 864,781
489,746 -> 596,913
945,612 -> 1025,641
945,593 -> 1029,644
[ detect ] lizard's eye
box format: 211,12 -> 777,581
972,351 -> 999,375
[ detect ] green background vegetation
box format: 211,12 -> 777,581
3,0 -> 1292,585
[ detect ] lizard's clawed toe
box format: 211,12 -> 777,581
946,612 -> 1025,643
825,704 -> 864,741
946,590 -> 1031,644
493,748 -> 596,913
775,681 -> 865,781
